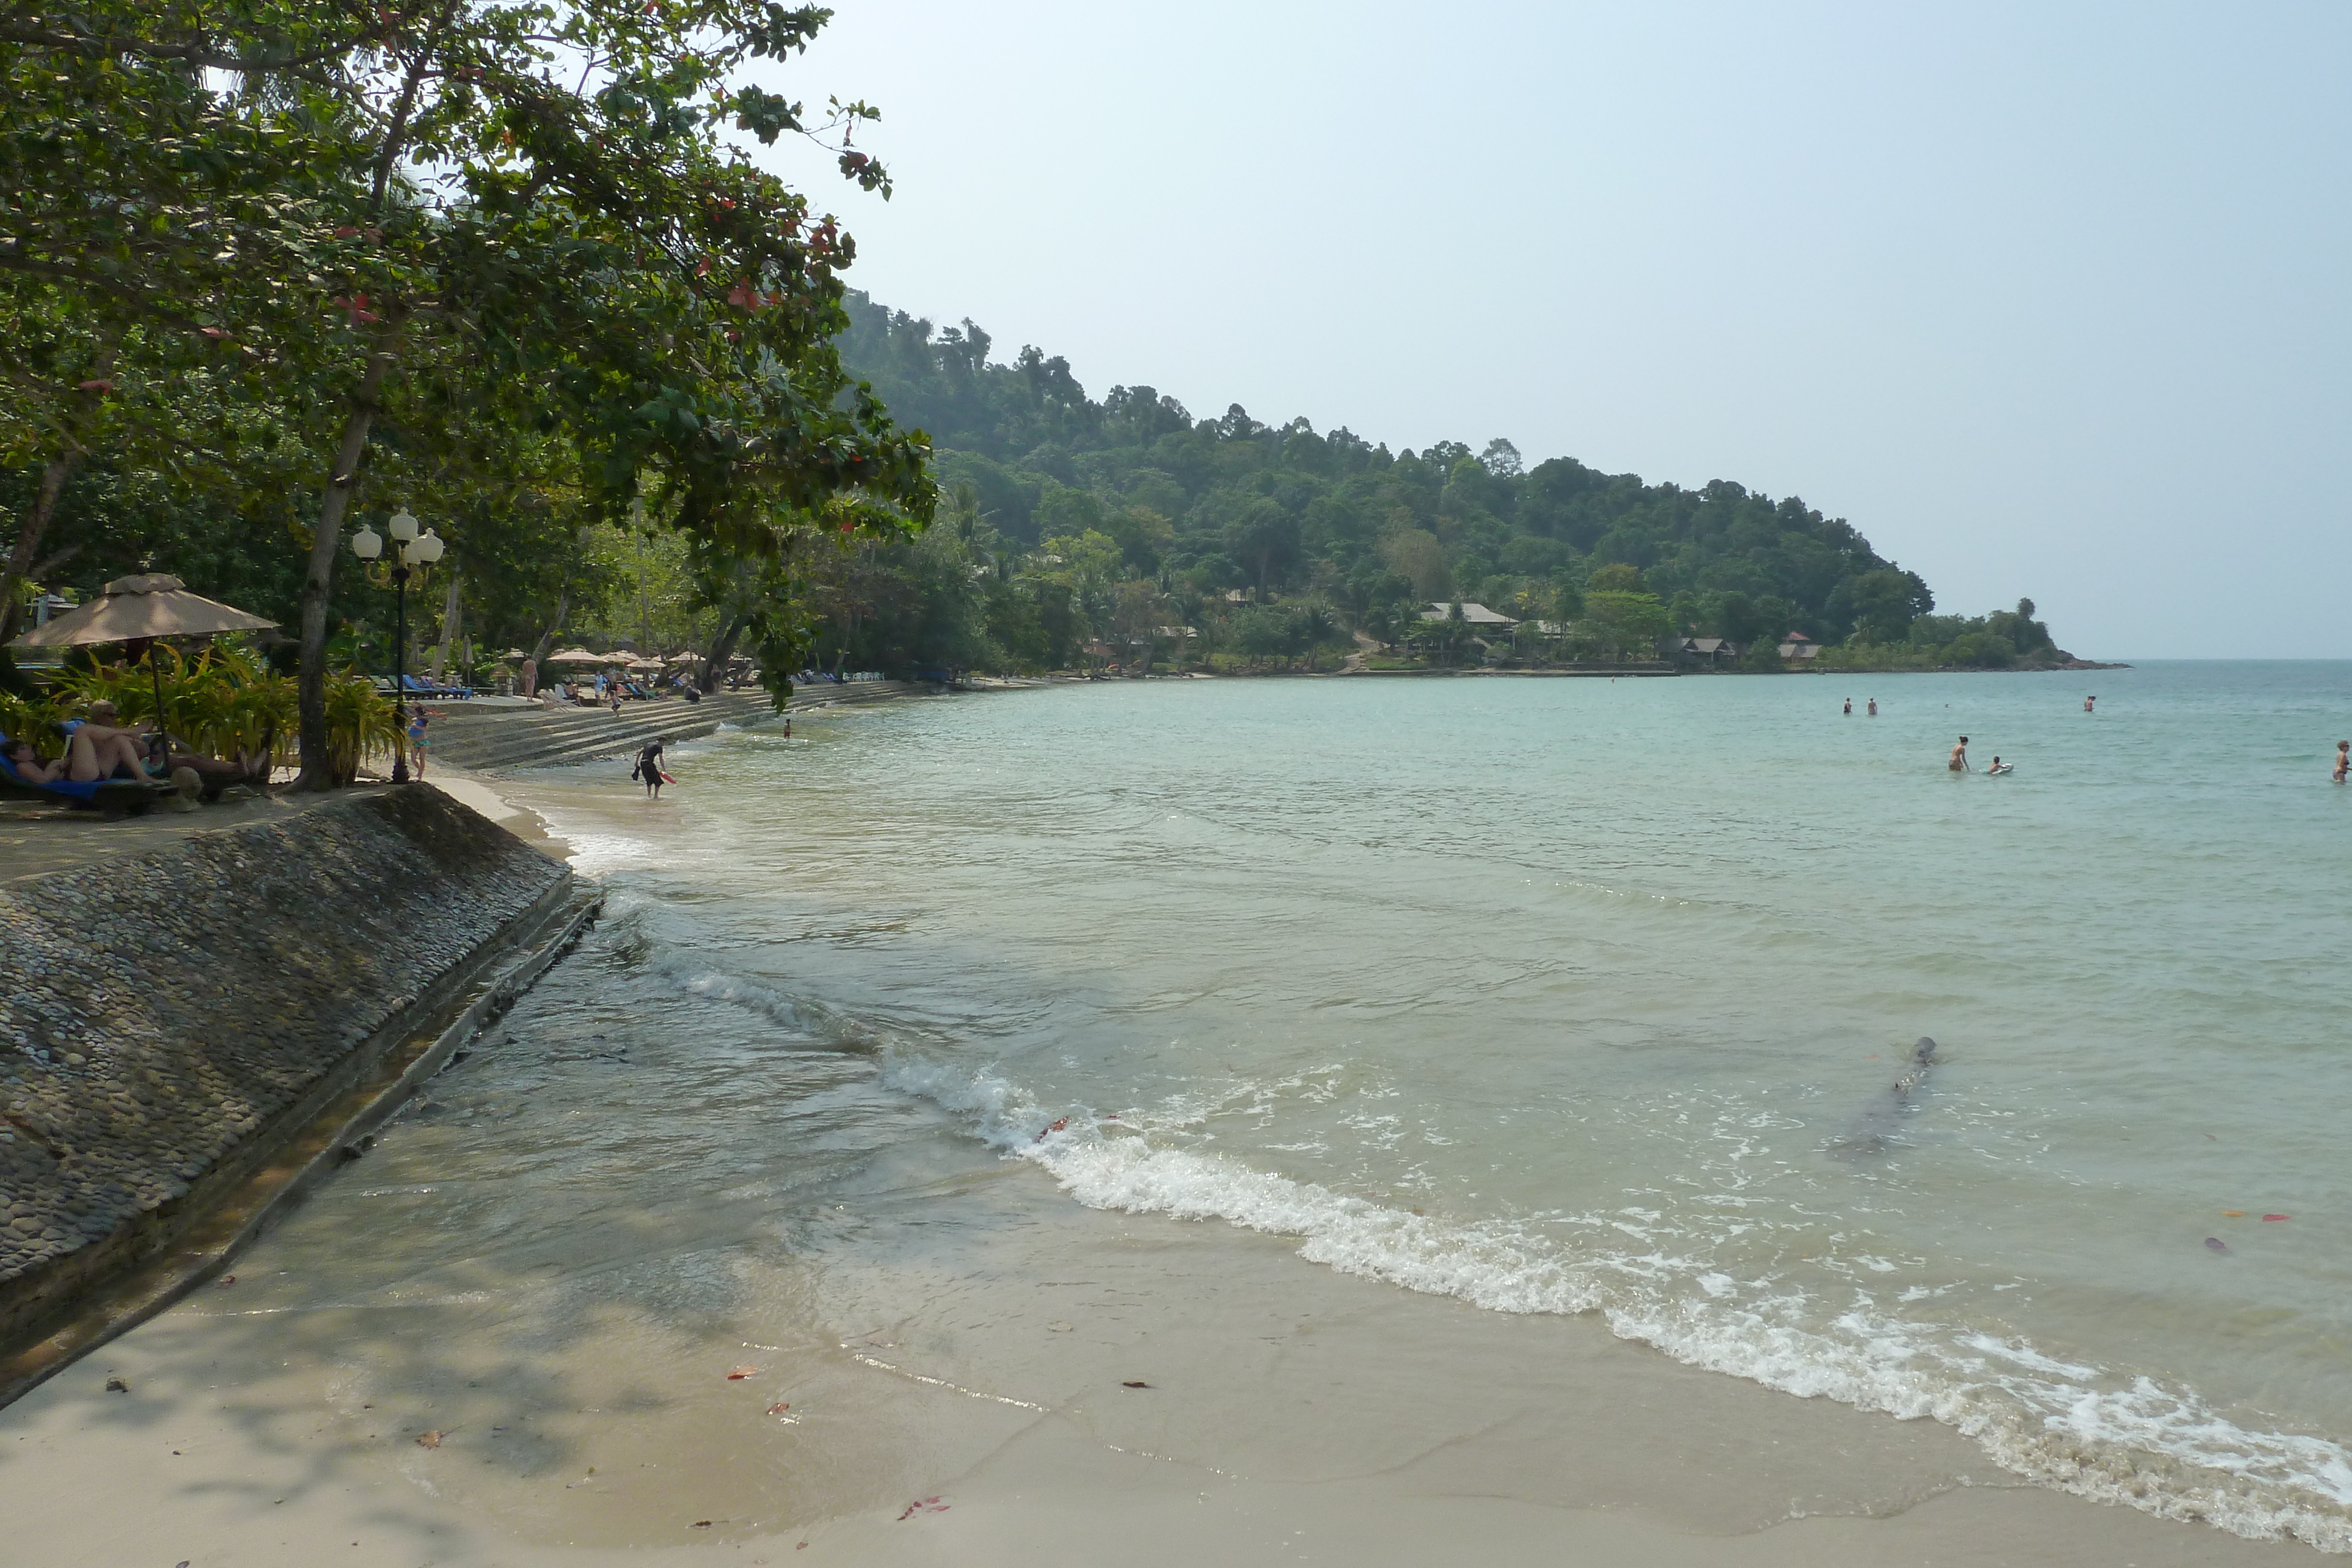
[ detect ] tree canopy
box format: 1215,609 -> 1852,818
824,292 -> 2063,672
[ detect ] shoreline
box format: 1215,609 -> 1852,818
4,677 -> 2335,1565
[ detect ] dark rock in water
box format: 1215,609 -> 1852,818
1828,1037 -> 1939,1159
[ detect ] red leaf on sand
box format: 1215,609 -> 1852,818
766,1402 -> 790,1415
217,1274 -> 236,1286
2205,1238 -> 2227,1252
692,1519 -> 713,1528
2263,1214 -> 2290,1222
727,1365 -> 757,1380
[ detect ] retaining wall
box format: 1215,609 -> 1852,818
0,787 -> 574,1349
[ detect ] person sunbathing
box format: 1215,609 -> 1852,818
7,728 -> 144,784
3,739 -> 68,783
75,701 -> 259,785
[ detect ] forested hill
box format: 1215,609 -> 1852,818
836,290 -> 2048,663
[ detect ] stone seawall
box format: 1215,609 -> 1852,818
0,787 -> 575,1356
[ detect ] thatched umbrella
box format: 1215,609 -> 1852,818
9,573 -> 278,753
544,647 -> 608,666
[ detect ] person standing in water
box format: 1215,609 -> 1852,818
1843,697 -> 1852,715
1949,735 -> 1970,773
634,736 -> 666,798
1867,697 -> 1877,716
2084,694 -> 2096,713
2334,741 -> 2348,785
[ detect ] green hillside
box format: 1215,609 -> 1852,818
833,291 -> 2064,673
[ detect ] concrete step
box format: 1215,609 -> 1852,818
426,696 -> 780,771
421,683 -> 918,772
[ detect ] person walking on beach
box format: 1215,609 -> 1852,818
634,736 -> 666,798
2334,741 -> 2348,785
406,710 -> 430,780
1949,735 -> 1970,773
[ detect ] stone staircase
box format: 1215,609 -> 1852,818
417,681 -> 925,774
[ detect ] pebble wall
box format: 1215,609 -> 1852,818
0,787 -> 569,1341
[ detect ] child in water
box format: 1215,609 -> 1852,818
1987,756 -> 2012,775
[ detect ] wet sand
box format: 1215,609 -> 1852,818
0,1136 -> 2317,1567
1,732 -> 2331,1564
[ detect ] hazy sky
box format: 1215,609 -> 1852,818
753,3 -> 2350,657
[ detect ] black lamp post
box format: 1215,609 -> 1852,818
350,508 -> 445,784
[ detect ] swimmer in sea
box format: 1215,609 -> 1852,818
1987,755 -> 2012,775
2084,694 -> 2096,713
1949,735 -> 1970,773
2335,741 -> 2348,784
1843,697 -> 1852,715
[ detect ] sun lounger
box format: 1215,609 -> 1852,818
0,746 -> 175,817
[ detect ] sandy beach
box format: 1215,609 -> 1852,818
9,680 -> 2348,1566
1,1157 -> 2314,1567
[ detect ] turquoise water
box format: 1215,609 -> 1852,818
509,663 -> 2352,1545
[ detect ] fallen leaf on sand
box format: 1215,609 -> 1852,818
216,1275 -> 236,1286
2264,1214 -> 2290,1222
727,1365 -> 758,1380
2221,1210 -> 2245,1218
1047,1321 -> 1073,1333
1122,1380 -> 1151,1389
692,1519 -> 713,1528
416,1430 -> 445,1448
767,1402 -> 791,1415
2205,1238 -> 2227,1252
105,1376 -> 129,1393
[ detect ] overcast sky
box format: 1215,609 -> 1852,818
753,2 -> 2350,657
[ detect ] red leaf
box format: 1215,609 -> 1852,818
726,1364 -> 758,1380
2263,1213 -> 2290,1222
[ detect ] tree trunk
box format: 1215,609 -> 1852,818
292,340 -> 397,791
430,566 -> 463,680
530,587 -> 569,663
0,454 -> 81,646
699,611 -> 750,693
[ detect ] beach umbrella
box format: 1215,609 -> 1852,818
544,647 -> 607,666
9,573 -> 278,752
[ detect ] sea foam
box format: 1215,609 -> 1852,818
881,1050 -> 2352,1553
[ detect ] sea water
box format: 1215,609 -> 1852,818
239,665 -> 2352,1546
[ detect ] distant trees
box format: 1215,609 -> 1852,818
828,289 -> 2054,675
